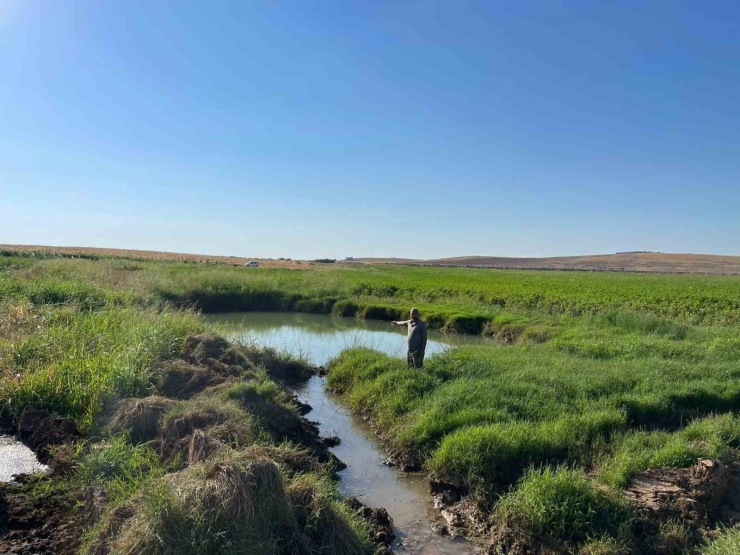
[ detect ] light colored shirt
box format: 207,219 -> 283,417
405,319 -> 428,353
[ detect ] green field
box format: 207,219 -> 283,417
4,254 -> 740,326
2,251 -> 740,554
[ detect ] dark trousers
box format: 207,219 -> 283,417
407,350 -> 424,369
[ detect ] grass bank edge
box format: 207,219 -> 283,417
0,296 -> 381,554
325,346 -> 740,500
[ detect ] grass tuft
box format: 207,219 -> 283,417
496,466 -> 633,546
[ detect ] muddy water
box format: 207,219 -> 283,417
0,435 -> 48,482
210,312 -> 483,554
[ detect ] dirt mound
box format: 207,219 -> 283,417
17,407 -> 81,463
0,478 -> 80,555
625,459 -> 733,523
345,496 -> 395,548
85,502 -> 137,555
93,450 -> 373,555
152,360 -> 239,399
238,444 -> 323,476
263,357 -> 313,383
226,385 -> 342,467
187,429 -> 223,465
242,345 -> 313,383
220,345 -> 257,370
159,400 -> 256,465
108,396 -> 174,443
182,333 -> 229,364
161,406 -> 230,440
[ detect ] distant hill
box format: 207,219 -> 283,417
0,245 -> 303,268
3,245 -> 740,275
351,253 -> 740,275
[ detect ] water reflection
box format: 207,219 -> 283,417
209,312 -> 491,367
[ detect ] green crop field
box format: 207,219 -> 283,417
2,250 -> 740,554
4,253 -> 740,325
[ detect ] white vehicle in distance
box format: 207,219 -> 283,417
244,261 -> 260,268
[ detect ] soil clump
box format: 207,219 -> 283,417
17,408 -> 81,464
108,396 -> 174,443
625,458 -> 735,523
345,496 -> 395,552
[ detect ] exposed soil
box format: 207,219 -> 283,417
625,458 -> 740,527
17,407 -> 81,464
8,244 -> 740,275
0,244 -> 305,268
0,475 -> 80,555
346,496 -> 395,553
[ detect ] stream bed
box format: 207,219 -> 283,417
210,312 -> 487,554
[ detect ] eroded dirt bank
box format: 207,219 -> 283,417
0,334 -> 393,555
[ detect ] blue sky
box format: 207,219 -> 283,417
2,1 -> 739,259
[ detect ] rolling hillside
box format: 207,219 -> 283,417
352,252 -> 740,275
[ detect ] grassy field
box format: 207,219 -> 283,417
2,250 -> 740,553
4,252 -> 740,328
324,305 -> 740,551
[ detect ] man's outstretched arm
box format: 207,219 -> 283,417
391,320 -> 410,326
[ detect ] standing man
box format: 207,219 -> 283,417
392,307 -> 428,369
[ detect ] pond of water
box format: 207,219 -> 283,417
209,312 -> 486,554
210,311 -> 491,366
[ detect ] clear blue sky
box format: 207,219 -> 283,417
2,1 -> 739,259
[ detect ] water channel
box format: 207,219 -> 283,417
209,312 -> 492,554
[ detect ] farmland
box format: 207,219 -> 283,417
1,250 -> 740,554
4,253 -> 740,326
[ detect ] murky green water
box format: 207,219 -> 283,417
210,312 -> 481,554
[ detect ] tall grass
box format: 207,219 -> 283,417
0,303 -> 203,428
77,434 -> 166,504
702,528 -> 740,555
496,466 -> 632,544
327,335 -> 740,498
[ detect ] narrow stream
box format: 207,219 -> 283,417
210,312 -> 487,554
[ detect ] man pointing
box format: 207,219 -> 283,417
391,307 -> 428,369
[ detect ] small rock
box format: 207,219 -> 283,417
431,522 -> 449,536
441,509 -> 463,528
322,435 -> 341,447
